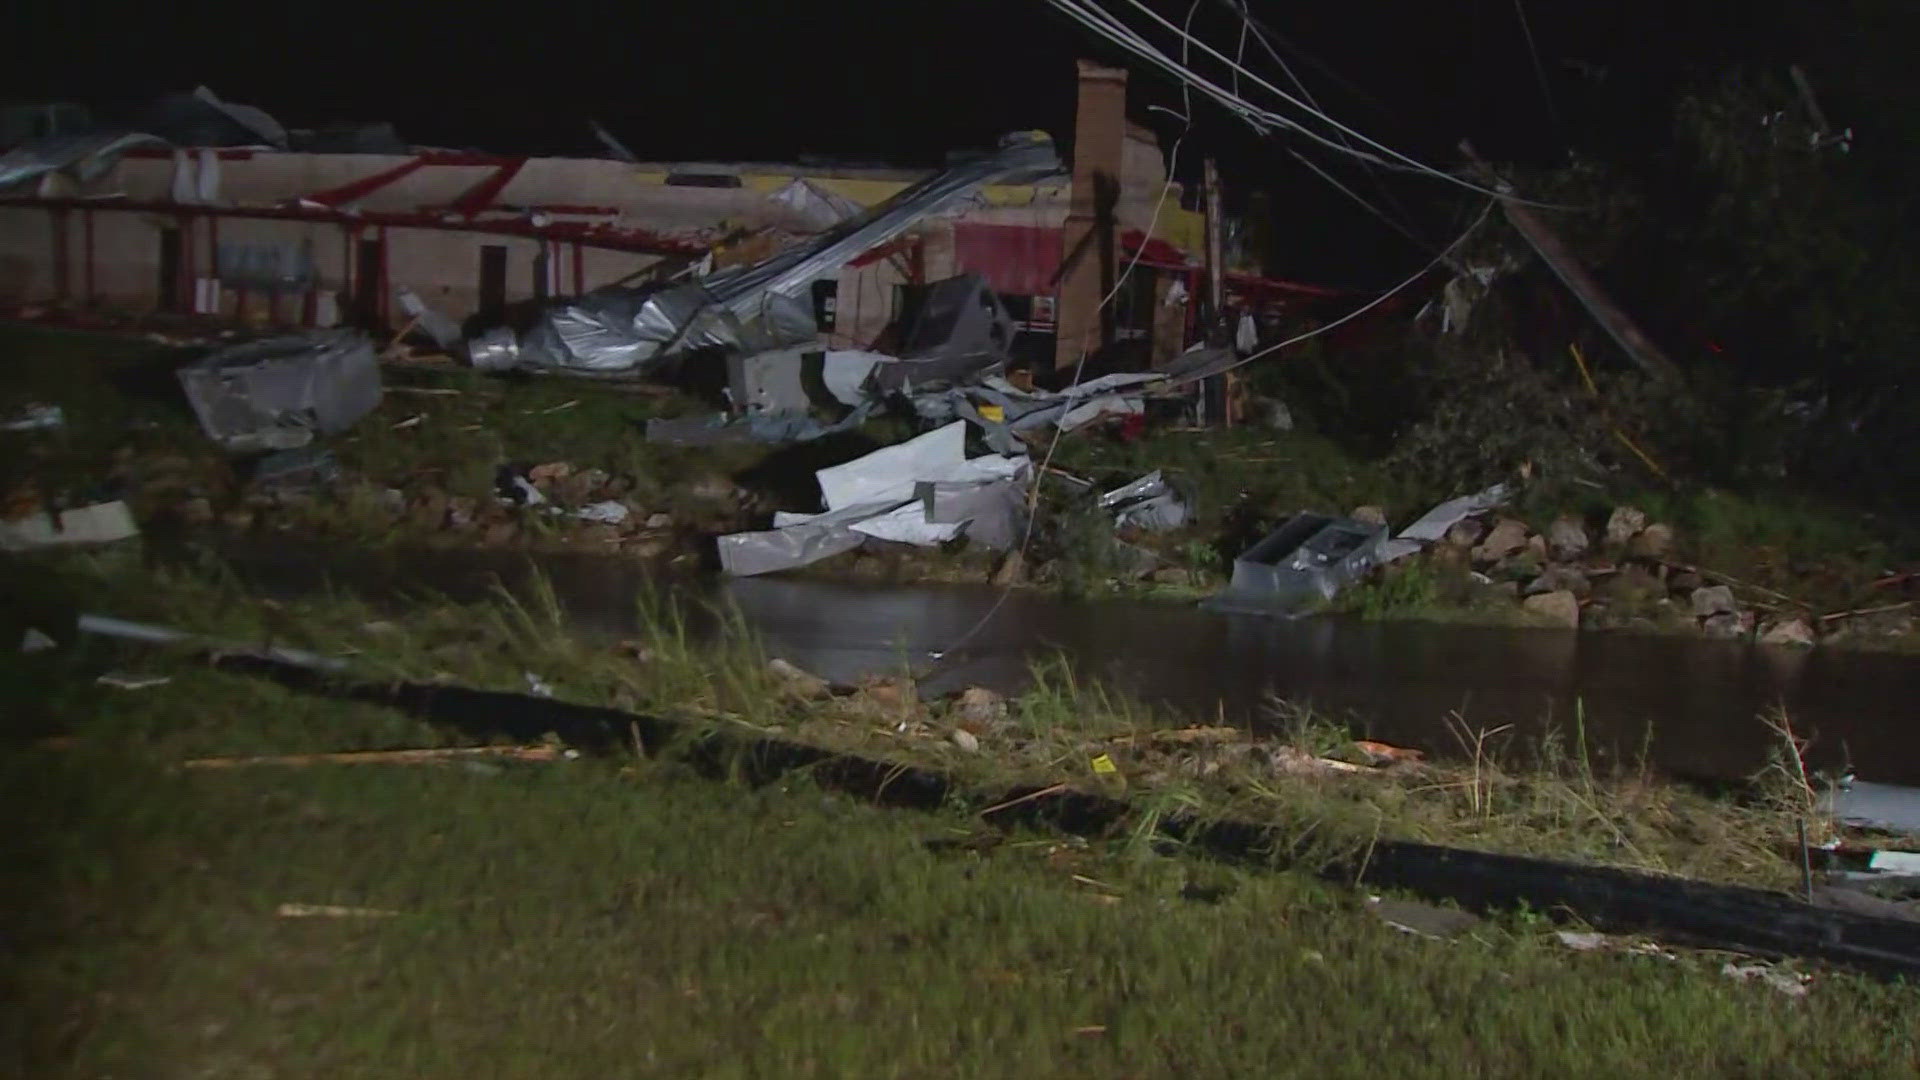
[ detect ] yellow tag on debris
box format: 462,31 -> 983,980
977,404 -> 1005,423
1090,754 -> 1118,775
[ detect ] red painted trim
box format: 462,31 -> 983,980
1223,271 -> 1346,300
448,158 -> 527,218
302,156 -> 432,208
0,197 -> 705,257
848,235 -> 916,269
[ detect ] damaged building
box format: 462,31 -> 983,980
0,63 -> 1333,375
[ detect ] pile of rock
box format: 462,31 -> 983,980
1429,504 -> 1823,646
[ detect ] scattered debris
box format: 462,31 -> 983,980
1205,512 -> 1388,616
1367,896 -> 1481,940
177,330 -> 382,452
395,288 -> 464,353
719,421 -> 1029,576
475,135 -> 1060,376
1269,746 -> 1368,775
645,405 -> 874,446
185,745 -> 562,769
1100,471 -> 1189,532
0,403 -> 64,431
0,129 -> 168,190
1721,961 -> 1811,998
1381,482 -> 1512,562
20,628 -> 57,653
97,672 -> 172,690
1352,740 -> 1424,766
0,500 -> 139,552
1554,930 -> 1610,951
574,500 -> 630,525
1828,780 -> 1920,835
251,445 -> 341,490
275,903 -> 402,919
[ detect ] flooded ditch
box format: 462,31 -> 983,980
204,542 -> 1920,785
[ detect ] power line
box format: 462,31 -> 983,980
1069,0 -> 1561,205
1201,200 -> 1495,382
924,2 -> 1203,668
1511,0 -> 1565,144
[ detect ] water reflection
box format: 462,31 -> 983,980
210,544 -> 1920,784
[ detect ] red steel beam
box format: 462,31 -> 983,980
0,196 -> 707,257
302,156 -> 432,208
447,158 -> 527,218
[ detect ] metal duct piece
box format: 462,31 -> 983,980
176,330 -> 382,452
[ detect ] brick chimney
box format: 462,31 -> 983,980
1054,60 -> 1127,370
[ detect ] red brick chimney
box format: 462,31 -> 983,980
1055,60 -> 1127,370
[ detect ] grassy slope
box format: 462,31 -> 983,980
6,651 -> 1920,1078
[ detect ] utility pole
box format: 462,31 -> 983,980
1202,157 -> 1236,425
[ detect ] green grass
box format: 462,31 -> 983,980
10,548 -> 1831,892
7,621 -> 1920,1076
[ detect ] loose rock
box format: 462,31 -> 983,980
687,476 -> 739,504
956,686 -> 1009,728
1525,566 -> 1591,598
1546,516 -> 1589,560
1630,523 -> 1676,559
645,512 -> 673,530
767,658 -> 831,700
950,728 -> 981,753
1600,564 -> 1665,605
1523,589 -> 1581,628
1472,519 -> 1529,563
852,676 -> 918,716
1444,520 -> 1485,549
1349,505 -> 1387,527
1690,585 -> 1737,618
1759,618 -> 1816,648
1702,611 -> 1752,640
1604,506 -> 1648,548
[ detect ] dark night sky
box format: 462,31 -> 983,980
11,0 -> 1796,287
